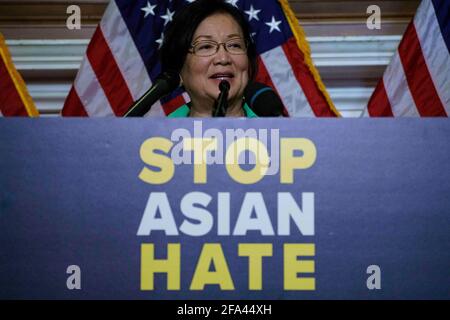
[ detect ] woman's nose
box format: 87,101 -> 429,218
213,44 -> 231,65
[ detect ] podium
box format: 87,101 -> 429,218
1,118 -> 449,299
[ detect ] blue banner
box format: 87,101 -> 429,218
1,119 -> 449,299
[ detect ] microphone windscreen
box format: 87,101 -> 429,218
244,82 -> 285,117
219,80 -> 230,92
157,70 -> 181,93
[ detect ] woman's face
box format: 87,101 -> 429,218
181,13 -> 249,109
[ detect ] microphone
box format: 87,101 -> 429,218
124,70 -> 181,117
244,82 -> 285,117
213,80 -> 230,117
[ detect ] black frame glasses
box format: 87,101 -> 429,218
188,38 -> 248,57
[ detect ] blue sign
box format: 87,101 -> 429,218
1,118 -> 449,299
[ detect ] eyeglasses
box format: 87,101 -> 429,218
188,38 -> 247,57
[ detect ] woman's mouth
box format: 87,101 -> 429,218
209,73 -> 234,81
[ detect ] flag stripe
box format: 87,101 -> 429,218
366,80 -> 394,117
414,0 -> 450,115
0,56 -> 28,116
383,51 -> 420,117
282,38 -> 337,117
162,95 -> 187,116
432,0 -> 450,53
62,86 -> 88,116
255,56 -> 275,87
87,27 -> 134,115
182,92 -> 191,102
74,56 -> 114,116
398,23 -> 447,116
100,1 -> 152,101
261,45 -> 314,117
255,57 -> 289,116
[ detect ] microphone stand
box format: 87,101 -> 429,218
213,80 -> 230,117
124,85 -> 160,117
123,70 -> 180,117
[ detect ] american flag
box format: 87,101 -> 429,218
0,33 -> 39,117
62,0 -> 339,117
364,0 -> 450,117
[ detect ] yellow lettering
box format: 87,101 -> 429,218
141,243 -> 180,290
280,138 -> 316,184
238,243 -> 273,290
139,137 -> 174,184
190,243 -> 234,290
284,243 -> 315,290
226,137 -> 269,184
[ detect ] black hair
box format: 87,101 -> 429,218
160,0 -> 257,80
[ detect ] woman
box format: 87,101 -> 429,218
160,0 -> 258,118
